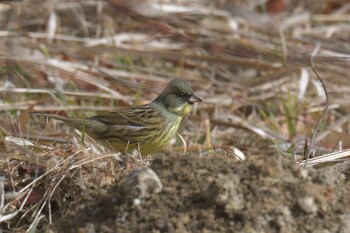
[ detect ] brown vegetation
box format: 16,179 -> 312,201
0,0 -> 350,231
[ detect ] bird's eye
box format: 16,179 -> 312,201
177,92 -> 186,99
177,93 -> 192,102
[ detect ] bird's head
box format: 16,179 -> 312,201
155,79 -> 202,116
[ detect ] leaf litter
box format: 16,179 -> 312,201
0,0 -> 350,232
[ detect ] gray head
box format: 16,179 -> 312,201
155,79 -> 202,116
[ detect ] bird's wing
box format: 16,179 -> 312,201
88,104 -> 160,128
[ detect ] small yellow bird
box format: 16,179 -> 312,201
33,79 -> 202,154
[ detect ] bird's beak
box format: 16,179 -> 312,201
188,95 -> 202,104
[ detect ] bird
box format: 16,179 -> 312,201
33,79 -> 202,155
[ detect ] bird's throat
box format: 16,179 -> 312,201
168,103 -> 192,116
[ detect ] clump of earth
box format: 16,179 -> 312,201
50,154 -> 350,233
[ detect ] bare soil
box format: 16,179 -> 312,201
47,154 -> 350,233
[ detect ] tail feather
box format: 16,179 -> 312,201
30,112 -> 82,128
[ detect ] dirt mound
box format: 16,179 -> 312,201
51,155 -> 350,233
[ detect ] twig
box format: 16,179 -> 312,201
303,45 -> 329,166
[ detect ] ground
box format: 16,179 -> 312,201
47,154 -> 350,233
1,0 -> 349,232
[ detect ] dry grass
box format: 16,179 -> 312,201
0,0 -> 350,231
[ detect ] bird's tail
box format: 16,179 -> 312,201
30,112 -> 82,128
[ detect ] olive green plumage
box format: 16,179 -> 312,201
34,79 -> 202,155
